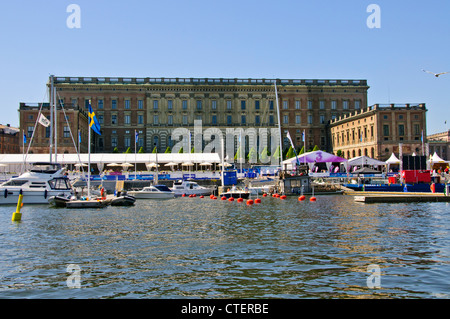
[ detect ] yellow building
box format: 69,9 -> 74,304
330,103 -> 427,160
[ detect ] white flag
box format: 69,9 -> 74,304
38,114 -> 50,127
286,131 -> 295,149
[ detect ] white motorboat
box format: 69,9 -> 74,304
128,185 -> 175,199
219,185 -> 250,199
170,180 -> 213,196
0,162 -> 73,205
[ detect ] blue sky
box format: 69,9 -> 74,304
0,0 -> 449,134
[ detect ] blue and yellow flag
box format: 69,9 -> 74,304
88,100 -> 101,135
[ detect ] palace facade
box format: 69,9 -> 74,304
31,76 -> 369,157
329,103 -> 427,160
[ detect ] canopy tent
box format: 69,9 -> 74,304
282,150 -> 348,172
348,156 -> 386,167
386,153 -> 401,164
429,152 -> 450,169
0,153 -> 221,173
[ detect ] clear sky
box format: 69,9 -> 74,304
0,0 -> 448,134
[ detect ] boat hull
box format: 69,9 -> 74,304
0,189 -> 73,205
127,192 -> 174,199
220,192 -> 250,199
111,195 -> 136,206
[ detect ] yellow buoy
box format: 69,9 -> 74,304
12,194 -> 24,222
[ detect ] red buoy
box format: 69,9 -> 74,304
262,193 -> 267,197
228,197 -> 234,202
221,196 -> 227,200
237,197 -> 244,203
255,198 -> 261,204
310,196 -> 317,202
246,199 -> 254,205
200,195 -> 204,198
182,194 -> 186,197
280,195 -> 287,200
298,195 -> 306,201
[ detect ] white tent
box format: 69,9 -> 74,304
0,153 -> 221,173
429,152 -> 450,169
386,153 -> 401,173
348,156 -> 386,167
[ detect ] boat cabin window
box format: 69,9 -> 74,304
2,179 -> 28,186
30,163 -> 61,174
154,185 -> 171,192
48,178 -> 71,190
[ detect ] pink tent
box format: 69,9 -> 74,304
282,150 -> 348,172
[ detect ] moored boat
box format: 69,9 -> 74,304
128,185 -> 175,199
0,162 -> 73,205
170,180 -> 213,197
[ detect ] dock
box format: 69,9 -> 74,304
349,191 -> 450,203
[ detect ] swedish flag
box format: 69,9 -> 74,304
88,100 -> 101,135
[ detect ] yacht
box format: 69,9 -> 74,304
219,185 -> 250,199
170,180 -> 213,196
128,185 -> 175,199
0,162 -> 73,205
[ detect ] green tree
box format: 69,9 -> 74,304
124,147 -> 132,153
312,145 -> 319,151
178,147 -> 184,153
286,146 -> 296,159
260,146 -> 270,163
152,146 -> 157,153
113,147 -> 119,153
298,146 -> 305,155
234,146 -> 243,161
336,150 -> 343,157
138,147 -> 145,153
191,147 -> 195,153
272,145 -> 281,161
164,146 -> 171,153
247,147 -> 257,163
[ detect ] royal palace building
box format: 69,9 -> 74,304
20,76 -> 369,157
329,103 -> 427,161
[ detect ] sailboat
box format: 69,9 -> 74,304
63,100 -> 111,208
0,75 -> 74,205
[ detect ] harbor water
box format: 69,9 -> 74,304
0,195 -> 449,299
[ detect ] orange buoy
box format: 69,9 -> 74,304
298,195 -> 306,201
280,195 -> 287,200
255,198 -> 261,204
228,197 -> 234,202
246,199 -> 254,205
310,196 -> 317,202
237,197 -> 244,203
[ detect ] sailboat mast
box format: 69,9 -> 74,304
49,75 -> 54,163
274,80 -> 283,164
53,76 -> 57,163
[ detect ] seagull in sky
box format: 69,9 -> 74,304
422,69 -> 450,77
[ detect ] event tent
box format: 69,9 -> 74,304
429,152 -> 450,169
385,153 -> 401,173
282,150 -> 348,172
0,153 -> 221,173
348,156 -> 386,167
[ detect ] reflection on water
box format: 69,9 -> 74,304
0,196 -> 449,298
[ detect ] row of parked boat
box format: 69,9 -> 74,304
0,162 -> 254,207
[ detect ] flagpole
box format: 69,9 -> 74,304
22,130 -> 25,174
134,130 -> 137,180
274,80 -> 283,164
88,119 -> 91,199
